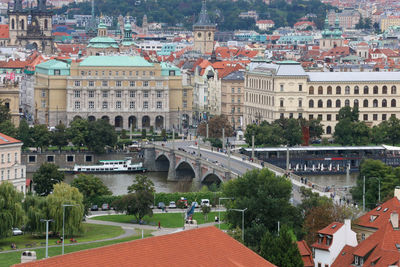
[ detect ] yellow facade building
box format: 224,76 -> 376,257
0,82 -> 21,127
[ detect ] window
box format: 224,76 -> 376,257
116,90 -> 122,98
238,107 -> 241,113
74,90 -> 81,98
232,98 -> 235,103
85,155 -> 93,162
102,81 -> 108,87
327,100 -> 332,108
280,84 -> 284,91
361,233 -> 366,240
373,114 -> 378,121
363,99 -> 368,107
354,99 -> 359,107
392,99 -> 397,107
373,86 -> 378,94
116,81 -> 122,87
383,86 -> 388,94
238,88 -> 241,93
354,86 -> 359,94
345,99 -> 350,106
299,84 -> 302,91
157,91 -> 162,98
102,101 -> 108,109
327,114 -> 332,121
373,99 -> 378,107
382,99 -> 387,107
156,81 -> 163,87
309,86 -> 314,95
102,71 -> 105,76
129,101 -> 135,109
298,99 -> 302,107
75,81 -> 81,86
88,71 -> 91,76
318,86 -> 323,95
130,81 -> 136,87
41,90 -> 46,97
336,86 -> 341,94
364,86 -> 369,94
345,86 -> 350,94
143,71 -> 146,76
143,81 -> 149,87
116,71 -> 119,76
109,71 -> 112,76
183,100 -> 187,108
309,114 -> 314,120
150,71 -> 154,76
88,90 -> 95,98
382,114 -> 387,121
309,100 -> 314,108
74,101 -> 80,110
116,101 -> 122,109
88,101 -> 94,109
130,91 -> 136,98
136,71 -> 139,76
157,102 -> 162,109
392,86 -> 397,94
54,69 -> 60,75
327,86 -> 332,95
41,100 -> 46,108
28,155 -> 36,163
318,114 -> 322,120
47,155 -> 54,162
14,152 -> 17,163
143,101 -> 148,109
183,90 -> 187,97
169,70 -> 175,76
81,71 -> 85,76
280,99 -> 284,107
66,155 -> 74,162
143,91 -> 149,98
102,91 -> 108,98
238,97 -> 241,103
318,100 -> 323,108
363,114 -> 368,121
336,99 -> 341,108
7,153 -> 10,163
231,88 -> 235,93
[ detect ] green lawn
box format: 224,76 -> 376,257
92,211 -> 225,228
0,223 -> 124,252
0,230 -> 152,267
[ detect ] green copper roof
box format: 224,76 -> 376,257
36,59 -> 70,76
161,62 -> 181,76
89,36 -> 118,44
80,56 -> 154,67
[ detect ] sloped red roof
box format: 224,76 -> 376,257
15,227 -> 275,267
319,222 -> 344,235
0,133 -> 21,145
0,24 -> 9,39
297,240 -> 314,267
0,59 -> 29,69
356,197 -> 400,230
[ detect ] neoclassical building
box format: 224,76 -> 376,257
244,60 -> 400,136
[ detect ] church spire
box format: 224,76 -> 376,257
194,0 -> 213,26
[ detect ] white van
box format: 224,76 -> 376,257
201,199 -> 210,207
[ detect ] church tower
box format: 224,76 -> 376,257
193,0 -> 216,54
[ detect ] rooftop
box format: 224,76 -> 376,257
308,71 -> 400,82
0,133 -> 21,145
79,56 -> 153,67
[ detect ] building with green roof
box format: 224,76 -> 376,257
80,56 -> 153,67
87,18 -> 119,56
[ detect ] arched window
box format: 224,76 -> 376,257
21,19 -> 24,30
326,126 -> 332,134
309,100 -> 314,108
364,86 -> 369,94
354,99 -> 359,107
309,86 -> 314,95
345,99 -> 350,106
336,86 -> 341,94
44,19 -> 48,29
354,86 -> 359,94
318,100 -> 323,108
11,19 -> 15,30
373,86 -> 379,94
363,99 -> 368,107
392,86 -> 397,94
327,86 -> 332,95
392,99 -> 397,107
336,99 -> 341,108
318,86 -> 323,95
383,86 -> 388,94
327,99 -> 332,108
373,99 -> 378,107
345,86 -> 350,95
382,99 -> 387,107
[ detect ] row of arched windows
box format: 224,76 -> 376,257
309,99 -> 397,108
309,85 -> 397,95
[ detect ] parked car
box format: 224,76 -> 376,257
201,199 -> 210,207
102,203 -> 109,210
91,205 -> 99,211
12,228 -> 23,236
177,197 -> 188,209
169,201 -> 177,209
157,202 -> 166,209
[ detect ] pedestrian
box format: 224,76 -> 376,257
158,221 -> 161,229
301,177 -> 304,183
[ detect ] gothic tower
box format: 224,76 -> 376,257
193,0 -> 216,54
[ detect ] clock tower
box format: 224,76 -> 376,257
193,0 -> 216,54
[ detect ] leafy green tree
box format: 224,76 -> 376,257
0,120 -> 17,138
334,106 -> 370,145
71,174 -> 112,201
86,119 -> 117,153
201,205 -> 211,221
67,118 -> 89,150
352,121 -> 371,145
32,124 -> 51,150
197,115 -> 234,138
114,191 -> 153,222
51,123 -> 69,151
22,194 -> 48,234
276,118 -> 302,146
223,168 -> 302,252
18,120 -> 33,148
298,187 -> 331,215
46,183 -> 85,235
0,100 -> 11,124
260,225 -> 303,267
386,116 -> 400,145
0,182 -> 25,238
334,118 -> 353,145
371,124 -> 387,145
127,174 -> 155,194
303,119 -> 324,140
141,128 -> 147,139
33,163 -> 65,196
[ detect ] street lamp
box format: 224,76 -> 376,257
218,197 -> 234,229
40,219 -> 54,258
62,204 -> 79,255
231,208 -> 247,242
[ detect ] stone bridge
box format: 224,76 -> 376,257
143,144 -> 237,187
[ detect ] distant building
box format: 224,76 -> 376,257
328,9 -> 360,29
221,70 -> 245,130
256,20 -> 275,31
193,0 -> 216,54
319,18 -> 344,51
0,81 -> 20,127
381,16 -> 400,32
239,10 -> 259,21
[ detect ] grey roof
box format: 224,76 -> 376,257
223,70 -> 244,80
275,62 -> 307,76
194,0 -> 214,27
308,72 -> 400,82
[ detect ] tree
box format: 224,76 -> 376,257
114,191 -> 153,222
0,100 -> 11,124
223,168 -> 302,252
127,174 -> 155,194
22,194 -> 48,234
386,116 -> 400,145
0,120 -> 18,138
33,163 -> 65,196
0,182 -> 25,238
51,123 -> 69,151
201,205 -> 211,221
304,119 -> 324,140
71,174 -> 112,201
276,118 -> 302,146
66,118 -> 89,150
334,106 -> 370,145
260,225 -> 303,267
46,183 -> 85,235
31,124 -> 51,150
141,128 -> 147,139
86,119 -> 117,153
197,115 -> 233,138
18,120 -> 33,148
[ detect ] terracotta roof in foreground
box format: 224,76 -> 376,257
15,226 -> 275,267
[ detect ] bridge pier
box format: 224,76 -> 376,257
143,146 -> 156,171
167,152 -> 177,181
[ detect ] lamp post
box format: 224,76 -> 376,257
62,204 -> 78,255
40,219 -> 54,258
218,197 -> 233,229
231,208 -> 247,242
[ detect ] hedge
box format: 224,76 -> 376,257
154,191 -> 223,207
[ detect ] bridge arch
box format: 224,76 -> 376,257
155,154 -> 170,172
175,160 -> 196,180
201,172 -> 223,186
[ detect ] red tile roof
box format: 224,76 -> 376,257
15,227 -> 275,267
0,24 -> 9,39
0,133 -> 21,145
356,197 -> 400,230
297,240 -> 314,267
319,222 -> 344,235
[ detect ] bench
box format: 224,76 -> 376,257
40,242 -> 46,246
25,244 -> 33,248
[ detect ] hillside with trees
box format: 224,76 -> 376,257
57,0 -> 332,31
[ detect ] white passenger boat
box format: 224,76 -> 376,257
73,158 -> 146,173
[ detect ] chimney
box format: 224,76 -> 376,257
391,212 -> 399,229
395,186 -> 400,200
